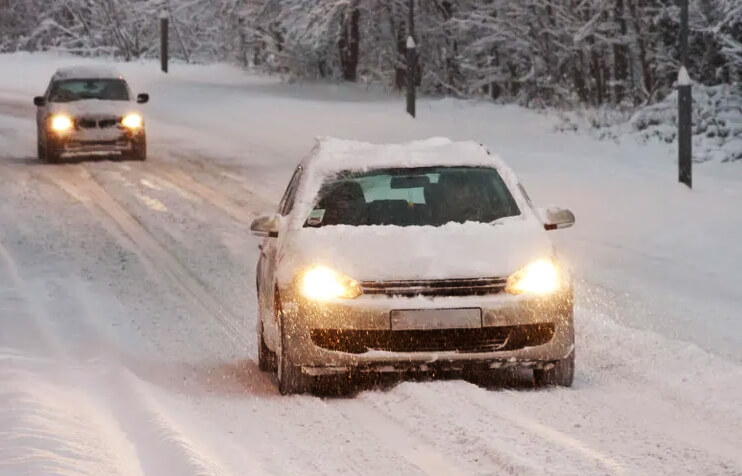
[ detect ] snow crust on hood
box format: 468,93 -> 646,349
279,216 -> 553,283
49,99 -> 139,118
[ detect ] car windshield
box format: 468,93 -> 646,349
49,79 -> 129,102
305,166 -> 520,227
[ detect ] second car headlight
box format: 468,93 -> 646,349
506,259 -> 562,295
50,115 -> 73,132
122,113 -> 143,129
300,266 -> 362,301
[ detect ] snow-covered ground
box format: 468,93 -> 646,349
1,53 -> 741,475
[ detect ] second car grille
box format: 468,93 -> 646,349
361,277 -> 508,297
77,117 -> 120,129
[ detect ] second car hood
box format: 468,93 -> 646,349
49,99 -> 137,117
281,217 -> 554,282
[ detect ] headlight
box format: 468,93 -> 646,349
122,113 -> 143,129
50,115 -> 73,132
300,266 -> 362,301
506,259 -> 562,295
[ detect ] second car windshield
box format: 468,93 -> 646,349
306,166 -> 520,227
49,79 -> 129,102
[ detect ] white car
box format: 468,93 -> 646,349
252,138 -> 576,394
33,65 -> 149,162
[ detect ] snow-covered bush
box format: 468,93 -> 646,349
558,83 -> 742,162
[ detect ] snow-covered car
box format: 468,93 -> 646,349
252,138 -> 576,394
33,66 -> 149,162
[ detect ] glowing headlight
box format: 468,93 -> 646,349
506,259 -> 562,295
50,115 -> 73,132
121,113 -> 143,129
300,266 -> 362,301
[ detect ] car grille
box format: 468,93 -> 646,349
360,277 -> 508,297
311,323 -> 554,354
76,117 -> 121,129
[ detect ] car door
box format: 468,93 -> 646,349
259,165 -> 303,348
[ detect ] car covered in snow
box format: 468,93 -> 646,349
252,138 -> 576,394
33,65 -> 149,162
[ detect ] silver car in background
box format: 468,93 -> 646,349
252,138 -> 576,395
33,65 -> 149,162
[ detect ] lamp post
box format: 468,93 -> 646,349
678,0 -> 692,188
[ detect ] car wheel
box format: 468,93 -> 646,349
257,319 -> 275,372
37,137 -> 45,162
45,136 -> 62,164
128,134 -> 147,161
534,350 -> 575,388
276,304 -> 310,395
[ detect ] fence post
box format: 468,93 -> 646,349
406,37 -> 417,118
677,0 -> 691,188
160,12 -> 169,74
406,0 -> 416,118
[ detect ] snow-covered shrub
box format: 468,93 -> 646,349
558,83 -> 742,162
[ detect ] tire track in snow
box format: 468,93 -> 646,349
40,164 -> 253,348
142,162 -> 269,224
329,399 -> 477,476
370,381 -> 624,475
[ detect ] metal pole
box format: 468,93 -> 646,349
677,0 -> 691,188
406,0 -> 416,118
160,13 -> 169,74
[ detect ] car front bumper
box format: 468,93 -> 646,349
49,127 -> 142,156
279,288 -> 574,375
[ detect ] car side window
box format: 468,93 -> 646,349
279,166 -> 303,216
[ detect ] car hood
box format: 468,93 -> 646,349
48,100 -> 136,117
280,216 -> 554,282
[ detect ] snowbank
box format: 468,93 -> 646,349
558,84 -> 742,163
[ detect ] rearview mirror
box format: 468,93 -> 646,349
33,96 -> 46,107
538,207 -> 575,231
251,214 -> 280,238
137,93 -> 150,104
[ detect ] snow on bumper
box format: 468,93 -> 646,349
280,289 -> 574,374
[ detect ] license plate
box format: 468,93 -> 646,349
391,308 -> 482,331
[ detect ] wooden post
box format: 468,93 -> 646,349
406,0 -> 416,118
677,0 -> 691,188
407,37 -> 417,118
160,13 -> 169,73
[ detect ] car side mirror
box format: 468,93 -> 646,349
33,96 -> 46,107
251,214 -> 280,238
537,207 -> 575,231
136,93 -> 150,104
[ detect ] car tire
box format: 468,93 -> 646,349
128,134 -> 147,161
257,319 -> 275,372
276,305 -> 311,395
534,350 -> 575,388
37,137 -> 45,162
44,135 -> 62,164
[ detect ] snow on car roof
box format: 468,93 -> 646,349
53,65 -> 124,81
291,137 -> 528,230
307,137 -> 501,173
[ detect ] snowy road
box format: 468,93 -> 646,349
1,54 -> 742,476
